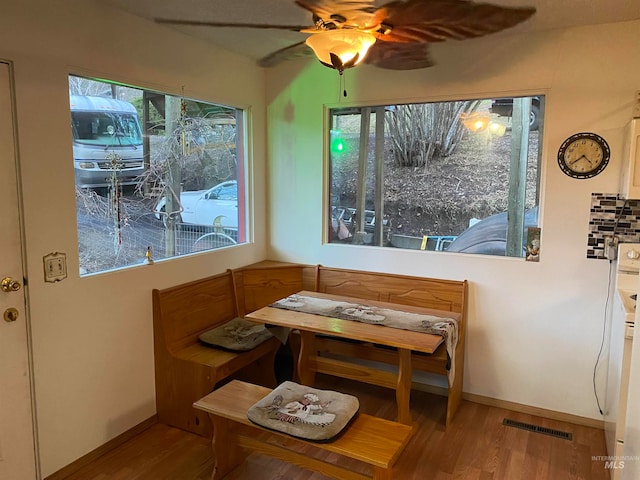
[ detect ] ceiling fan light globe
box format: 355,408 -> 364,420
305,30 -> 376,70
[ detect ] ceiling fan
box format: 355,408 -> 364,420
155,0 -> 536,73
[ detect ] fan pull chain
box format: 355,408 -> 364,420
339,71 -> 348,99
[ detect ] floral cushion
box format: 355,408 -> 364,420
198,318 -> 273,351
247,381 -> 359,441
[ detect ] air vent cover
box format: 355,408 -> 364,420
502,418 -> 572,440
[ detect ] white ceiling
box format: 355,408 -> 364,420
102,0 -> 640,64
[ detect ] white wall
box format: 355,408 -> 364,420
3,0 -> 638,474
1,0 -> 269,476
265,21 -> 640,421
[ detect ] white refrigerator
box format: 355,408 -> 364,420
622,280 -> 640,479
617,118 -> 640,479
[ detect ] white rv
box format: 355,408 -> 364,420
69,95 -> 144,188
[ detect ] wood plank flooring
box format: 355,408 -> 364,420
57,375 -> 610,480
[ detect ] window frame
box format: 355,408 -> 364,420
69,74 -> 252,276
323,94 -> 545,258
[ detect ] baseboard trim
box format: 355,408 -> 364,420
462,392 -> 604,430
410,382 -> 603,430
44,415 -> 158,480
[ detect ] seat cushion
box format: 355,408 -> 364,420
199,318 -> 273,351
247,381 -> 359,441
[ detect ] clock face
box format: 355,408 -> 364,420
557,132 -> 610,179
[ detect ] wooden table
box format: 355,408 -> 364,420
246,291 -> 448,425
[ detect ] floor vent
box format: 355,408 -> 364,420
502,419 -> 572,440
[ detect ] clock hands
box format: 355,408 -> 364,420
569,154 -> 593,166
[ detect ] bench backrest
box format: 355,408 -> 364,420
315,266 -> 466,314
152,271 -> 237,354
232,263 -> 316,316
153,262 -> 468,354
233,262 -> 467,335
313,266 -> 468,339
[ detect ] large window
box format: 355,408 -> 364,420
70,76 -> 246,275
328,96 -> 543,258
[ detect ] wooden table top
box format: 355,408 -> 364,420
245,290 -> 452,354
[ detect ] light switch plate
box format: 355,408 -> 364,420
43,252 -> 67,282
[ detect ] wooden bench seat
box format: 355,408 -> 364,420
194,380 -> 413,480
152,271 -> 280,437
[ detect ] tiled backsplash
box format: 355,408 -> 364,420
588,193 -> 640,259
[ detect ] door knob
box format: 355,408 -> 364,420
1,277 -> 21,293
4,308 -> 18,322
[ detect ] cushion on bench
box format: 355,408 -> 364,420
247,381 -> 359,441
199,318 -> 273,351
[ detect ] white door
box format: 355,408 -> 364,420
0,60 -> 38,480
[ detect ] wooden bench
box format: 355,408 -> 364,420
152,270 -> 281,437
153,261 -> 467,434
194,380 -> 413,480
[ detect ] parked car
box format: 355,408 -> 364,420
446,207 -> 539,256
490,97 -> 541,131
155,180 -> 238,228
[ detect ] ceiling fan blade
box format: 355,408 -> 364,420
155,18 -> 310,31
365,41 -> 434,70
373,0 -> 536,43
257,41 -> 315,68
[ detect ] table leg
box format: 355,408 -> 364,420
396,348 -> 412,425
210,415 -> 246,480
297,330 -> 317,386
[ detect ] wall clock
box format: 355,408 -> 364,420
557,132 -> 610,179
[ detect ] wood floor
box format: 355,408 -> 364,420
59,375 -> 610,480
